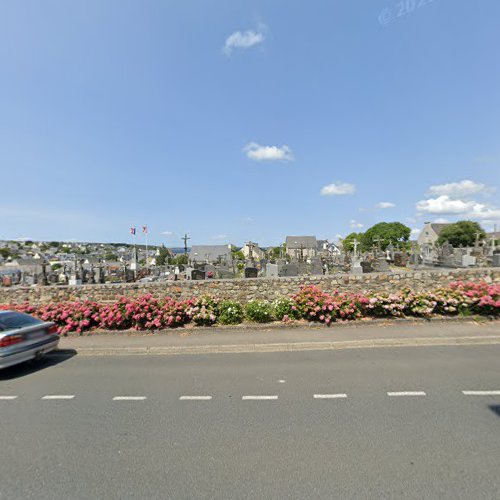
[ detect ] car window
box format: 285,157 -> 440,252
0,312 -> 42,332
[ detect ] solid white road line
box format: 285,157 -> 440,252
314,393 -> 348,399
462,390 -> 500,396
0,396 -> 18,400
242,395 -> 278,400
112,396 -> 147,401
179,396 -> 212,400
387,391 -> 426,397
41,395 -> 75,400
278,380 -> 286,383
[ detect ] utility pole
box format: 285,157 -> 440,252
182,234 -> 190,255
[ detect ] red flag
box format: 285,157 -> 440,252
142,226 -> 148,234
130,227 -> 136,235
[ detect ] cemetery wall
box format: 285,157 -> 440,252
0,268 -> 499,305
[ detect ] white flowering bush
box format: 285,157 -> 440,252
272,297 -> 301,321
245,300 -> 274,323
188,296 -> 219,326
217,301 -> 244,325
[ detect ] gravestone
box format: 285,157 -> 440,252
492,254 -> 500,267
217,269 -> 235,279
266,263 -> 279,277
310,257 -> 323,275
279,263 -> 299,277
360,261 -> 373,273
393,252 -> 408,267
244,267 -> 258,278
462,255 -> 476,267
191,269 -> 206,280
372,258 -> 390,272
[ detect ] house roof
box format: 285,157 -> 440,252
189,245 -> 231,262
286,236 -> 317,249
429,223 -> 451,235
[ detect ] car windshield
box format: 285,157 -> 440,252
0,312 -> 42,332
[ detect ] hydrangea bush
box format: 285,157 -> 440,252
245,300 -> 274,323
0,280 -> 498,334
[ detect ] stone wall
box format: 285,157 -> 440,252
0,268 -> 498,305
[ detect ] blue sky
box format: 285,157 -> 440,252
1,0 -> 499,246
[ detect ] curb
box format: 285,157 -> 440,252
51,335 -> 500,357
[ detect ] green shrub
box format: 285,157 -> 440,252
245,300 -> 274,323
272,297 -> 301,321
217,301 -> 244,325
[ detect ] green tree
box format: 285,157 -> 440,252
342,232 -> 364,252
0,248 -> 12,259
156,246 -> 171,266
361,222 -> 411,251
436,221 -> 485,247
104,252 -> 118,261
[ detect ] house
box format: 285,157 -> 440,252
189,245 -> 232,265
317,239 -> 341,256
240,242 -> 265,260
417,222 -> 451,246
285,236 -> 318,260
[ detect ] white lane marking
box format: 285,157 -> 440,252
242,395 -> 278,400
314,393 -> 348,399
0,396 -> 18,400
462,390 -> 500,396
41,395 -> 75,400
387,391 -> 426,397
112,396 -> 147,401
179,396 -> 212,400
278,380 -> 286,383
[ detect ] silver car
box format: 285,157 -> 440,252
0,311 -> 60,369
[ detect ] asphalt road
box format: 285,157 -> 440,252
1,345 -> 500,499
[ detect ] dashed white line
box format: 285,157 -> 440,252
41,395 -> 75,400
278,380 -> 286,384
179,396 -> 212,400
462,390 -> 500,396
0,396 -> 18,400
387,391 -> 426,397
314,393 -> 348,399
112,396 -> 147,401
242,395 -> 278,400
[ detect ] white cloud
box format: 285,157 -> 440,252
410,228 -> 421,237
433,218 -> 449,223
162,231 -> 174,236
416,195 -> 473,215
223,29 -> 264,55
376,201 -> 395,209
427,179 -> 493,197
212,234 -> 227,240
320,182 -> 356,196
243,142 -> 294,162
416,195 -> 500,221
349,219 -> 364,229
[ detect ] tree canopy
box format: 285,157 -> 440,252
342,232 -> 363,252
436,221 -> 485,247
361,222 -> 411,251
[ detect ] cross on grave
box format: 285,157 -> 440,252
182,234 -> 190,255
352,238 -> 360,257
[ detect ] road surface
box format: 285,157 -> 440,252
1,345 -> 500,499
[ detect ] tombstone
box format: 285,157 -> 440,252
372,258 -> 391,272
279,262 -> 299,277
217,269 -> 235,279
244,267 -> 258,278
393,252 -> 408,267
266,263 -> 279,277
360,261 -> 373,273
191,269 -> 206,280
350,255 -> 363,275
492,254 -> 500,267
310,257 -> 323,275
462,254 -> 476,267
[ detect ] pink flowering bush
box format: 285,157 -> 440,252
0,281 -> 498,334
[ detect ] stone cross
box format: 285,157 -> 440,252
352,238 -> 359,257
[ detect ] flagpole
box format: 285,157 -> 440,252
145,226 -> 149,275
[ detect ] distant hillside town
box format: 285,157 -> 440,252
0,220 -> 498,287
